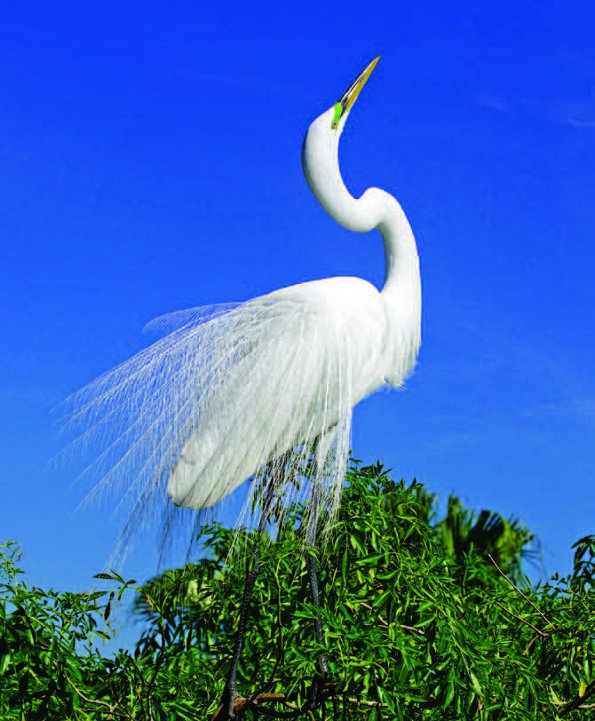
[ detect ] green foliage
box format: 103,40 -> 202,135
0,465 -> 593,719
433,495 -> 535,583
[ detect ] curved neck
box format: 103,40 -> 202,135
377,197 -> 420,296
302,133 -> 420,297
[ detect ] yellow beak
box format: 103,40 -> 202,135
339,56 -> 380,116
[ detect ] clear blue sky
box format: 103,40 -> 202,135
1,0 -> 593,609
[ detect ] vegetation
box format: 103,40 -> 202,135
1,463 -> 593,719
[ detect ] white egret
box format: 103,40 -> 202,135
70,56 -> 421,718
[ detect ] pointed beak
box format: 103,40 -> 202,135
339,56 -> 380,117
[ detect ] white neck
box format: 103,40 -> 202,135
302,114 -> 421,303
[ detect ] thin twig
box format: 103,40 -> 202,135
338,697 -> 388,708
494,601 -> 549,637
487,554 -> 553,626
66,676 -> 118,716
399,623 -> 424,635
523,633 -> 540,655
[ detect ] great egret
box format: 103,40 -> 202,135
70,56 -> 421,717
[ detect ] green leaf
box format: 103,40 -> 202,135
470,672 -> 482,696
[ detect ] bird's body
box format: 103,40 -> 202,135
169,270 -> 419,509
70,57 -> 421,552
169,276 -> 386,508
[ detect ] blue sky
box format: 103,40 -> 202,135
1,0 -> 593,616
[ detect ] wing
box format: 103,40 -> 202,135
64,279 -> 383,552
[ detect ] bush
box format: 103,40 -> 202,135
1,463 -> 593,719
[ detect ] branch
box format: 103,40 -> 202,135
65,676 -> 121,718
487,554 -> 553,626
338,696 -> 388,708
211,692 -> 296,720
494,601 -> 549,637
211,690 -> 388,719
557,682 -> 595,717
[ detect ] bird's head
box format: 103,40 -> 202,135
302,56 -> 380,229
305,56 -> 379,144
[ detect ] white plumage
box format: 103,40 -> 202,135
67,57 -> 421,549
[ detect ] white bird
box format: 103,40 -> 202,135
68,56 -> 422,719
69,56 -> 421,555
